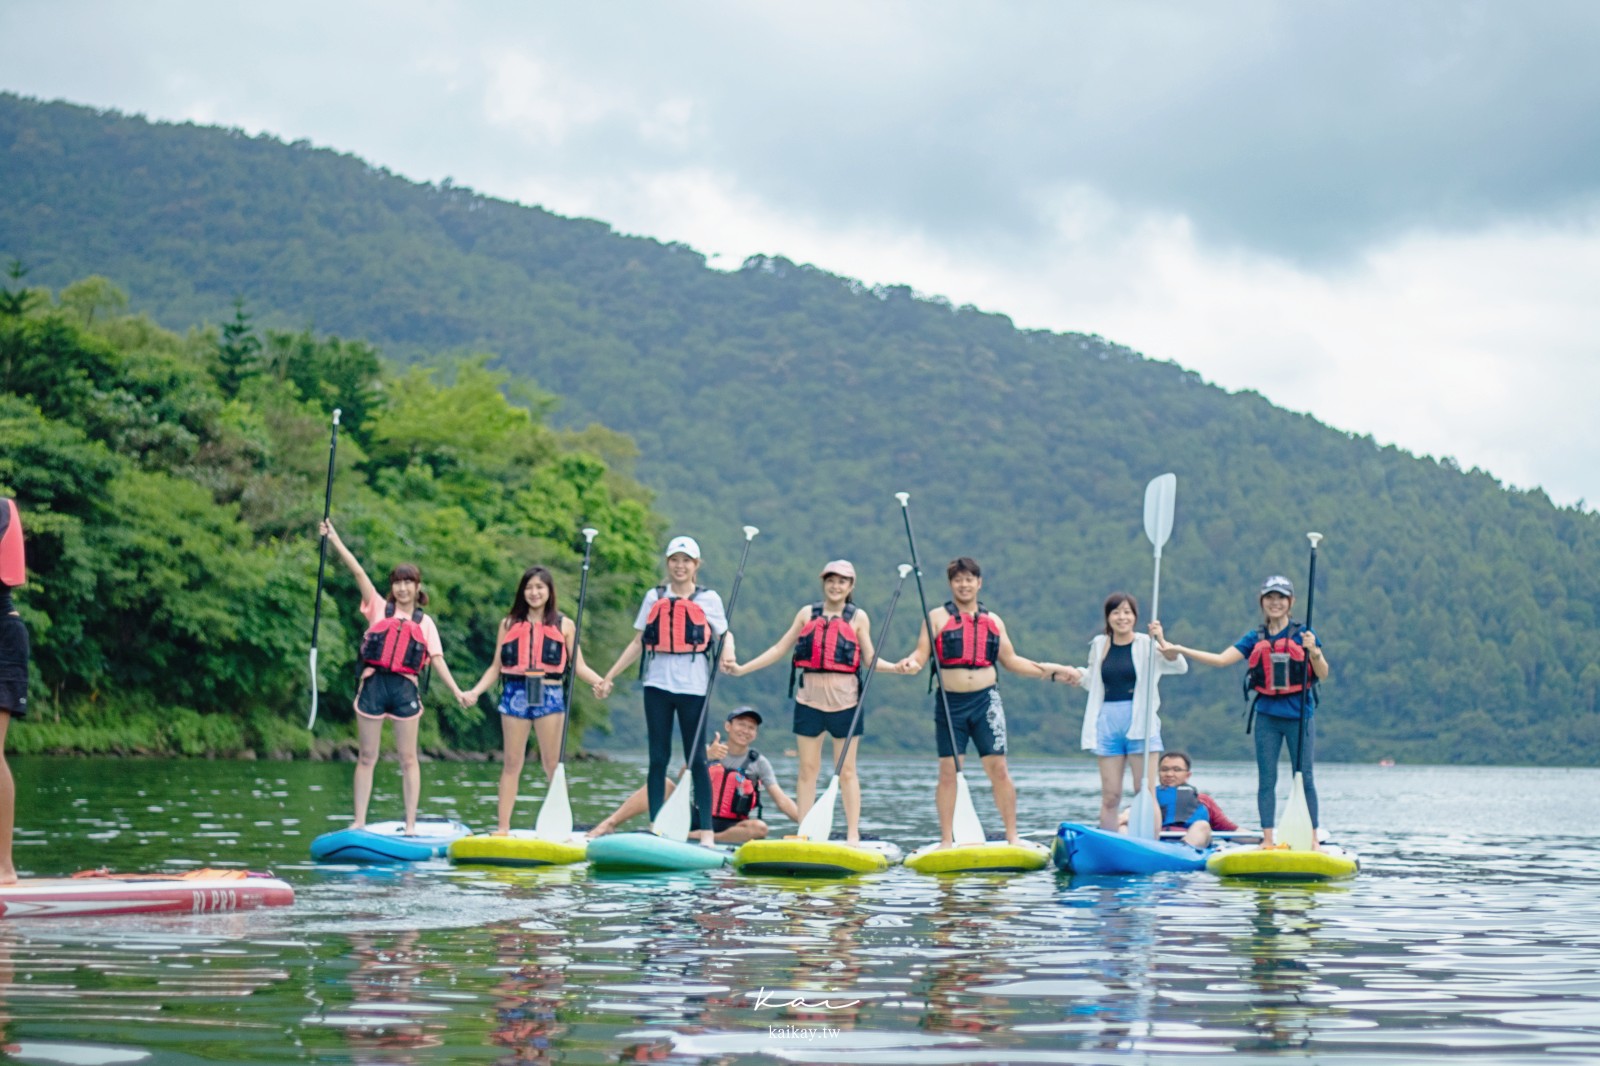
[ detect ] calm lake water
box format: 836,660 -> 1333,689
2,753 -> 1598,1064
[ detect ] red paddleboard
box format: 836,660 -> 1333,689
0,498 -> 22,588
0,869 -> 294,919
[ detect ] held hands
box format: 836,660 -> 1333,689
892,657 -> 921,675
721,660 -> 743,677
592,677 -> 614,700
1150,620 -> 1176,652
457,685 -> 479,709
707,731 -> 729,761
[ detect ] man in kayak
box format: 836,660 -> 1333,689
890,557 -> 1080,847
587,708 -> 801,844
1120,750 -> 1239,847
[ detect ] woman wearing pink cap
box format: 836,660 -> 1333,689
726,561 -> 875,844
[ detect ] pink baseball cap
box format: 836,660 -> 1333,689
820,560 -> 856,580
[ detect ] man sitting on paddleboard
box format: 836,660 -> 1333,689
1119,751 -> 1239,848
587,708 -> 801,844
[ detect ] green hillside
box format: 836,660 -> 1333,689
4,93 -> 1599,764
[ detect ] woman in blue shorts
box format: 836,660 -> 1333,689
1074,592 -> 1188,831
726,560 -> 875,844
465,566 -> 604,835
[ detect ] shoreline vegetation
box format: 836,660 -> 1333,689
0,269 -> 663,760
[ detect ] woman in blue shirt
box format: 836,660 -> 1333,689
1157,575 -> 1329,847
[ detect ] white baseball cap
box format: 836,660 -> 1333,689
665,536 -> 701,560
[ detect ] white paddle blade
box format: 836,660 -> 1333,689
742,525 -> 760,540
1279,773 -> 1315,850
1127,785 -> 1159,841
533,762 -> 573,841
306,649 -> 319,729
952,774 -> 986,845
1143,473 -> 1177,549
653,769 -> 693,842
798,776 -> 840,842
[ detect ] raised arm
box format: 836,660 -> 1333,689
320,519 -> 379,605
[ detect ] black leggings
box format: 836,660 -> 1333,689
644,686 -> 713,832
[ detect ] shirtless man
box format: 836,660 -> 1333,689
891,557 -> 1080,846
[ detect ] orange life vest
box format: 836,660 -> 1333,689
641,585 -> 712,656
499,615 -> 569,679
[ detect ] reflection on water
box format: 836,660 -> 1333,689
0,756 -> 1598,1062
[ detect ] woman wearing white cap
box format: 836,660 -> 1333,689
598,535 -> 732,846
725,561 -> 874,844
1156,575 -> 1330,847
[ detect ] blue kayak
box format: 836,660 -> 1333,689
586,832 -> 729,872
1052,822 -> 1209,875
310,819 -> 473,863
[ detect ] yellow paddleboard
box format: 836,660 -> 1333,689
449,830 -> 589,867
1207,844 -> 1359,882
731,838 -> 900,877
904,840 -> 1050,874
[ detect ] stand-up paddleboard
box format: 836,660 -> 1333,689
904,839 -> 1050,874
310,819 -> 472,863
1053,822 -> 1209,875
0,869 -> 293,919
1208,844 -> 1359,882
732,838 -> 902,877
586,832 -> 728,872
450,829 -> 588,868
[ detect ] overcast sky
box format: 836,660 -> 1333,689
4,1 -> 1599,507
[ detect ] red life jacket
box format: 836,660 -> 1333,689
500,615 -> 569,679
1244,623 -> 1313,697
936,602 -> 1001,670
360,603 -> 430,676
789,603 -> 861,695
708,751 -> 763,822
0,498 -> 23,588
641,585 -> 712,656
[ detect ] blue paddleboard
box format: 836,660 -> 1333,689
310,819 -> 473,863
586,832 -> 729,872
1052,822 -> 1209,875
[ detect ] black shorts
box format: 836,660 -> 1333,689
355,671 -> 422,721
0,613 -> 28,719
934,686 -> 1006,758
793,702 -> 862,739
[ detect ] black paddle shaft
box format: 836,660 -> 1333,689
556,529 -> 599,762
683,529 -> 758,794
309,410 -> 341,652
898,496 -> 966,773
1294,537 -> 1320,775
826,568 -> 910,780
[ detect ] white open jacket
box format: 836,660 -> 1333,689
1079,632 -> 1189,750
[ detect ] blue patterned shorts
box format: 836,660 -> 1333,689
499,676 -> 566,721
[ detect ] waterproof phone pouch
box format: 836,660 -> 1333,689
1270,653 -> 1292,691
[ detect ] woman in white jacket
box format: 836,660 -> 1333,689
1074,593 -> 1187,830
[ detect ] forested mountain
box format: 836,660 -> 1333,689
4,93 -> 1598,763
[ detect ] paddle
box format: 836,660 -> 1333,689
654,525 -> 759,842
896,492 -> 985,846
797,563 -> 912,842
533,526 -> 598,842
306,408 -> 341,730
1127,473 -> 1176,841
1277,531 -> 1322,851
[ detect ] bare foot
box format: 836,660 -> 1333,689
491,829 -> 510,837
846,836 -> 861,846
698,833 -> 717,848
350,821 -> 366,831
1006,835 -> 1024,847
935,839 -> 955,850
0,869 -> 17,886
403,824 -> 417,836
587,820 -> 615,840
